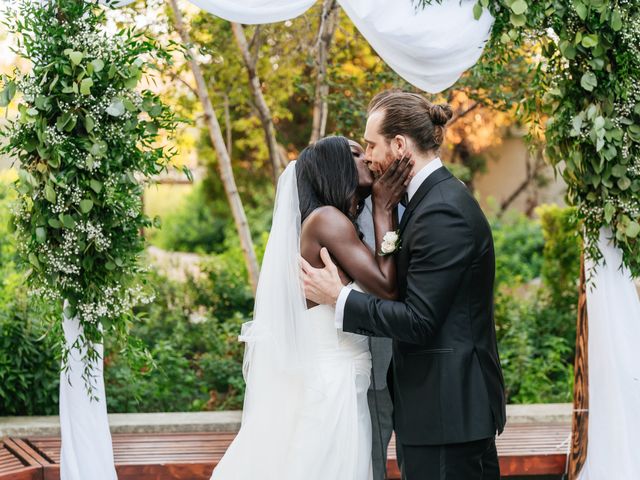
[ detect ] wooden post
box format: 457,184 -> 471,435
568,252 -> 589,479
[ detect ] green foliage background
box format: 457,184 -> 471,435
0,180 -> 580,412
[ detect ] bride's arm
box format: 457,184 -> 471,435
304,158 -> 412,300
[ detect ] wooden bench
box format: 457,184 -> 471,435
1,422 -> 570,479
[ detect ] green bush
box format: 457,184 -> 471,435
0,181 -> 61,416
150,182 -> 228,254
104,268 -> 247,412
493,205 -> 581,404
490,210 -> 544,287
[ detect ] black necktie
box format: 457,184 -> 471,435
400,192 -> 409,207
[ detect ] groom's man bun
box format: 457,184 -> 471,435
368,89 -> 453,152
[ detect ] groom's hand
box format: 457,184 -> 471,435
300,247 -> 344,306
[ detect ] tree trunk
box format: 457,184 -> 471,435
309,0 -> 340,144
568,252 -> 589,479
231,22 -> 287,185
168,0 -> 260,295
222,92 -> 232,155
498,146 -> 545,216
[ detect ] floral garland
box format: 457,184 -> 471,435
0,0 -> 178,390
417,0 -> 640,277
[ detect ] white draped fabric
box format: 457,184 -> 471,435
175,0 -> 494,93
59,304 -> 117,480
579,229 -> 640,480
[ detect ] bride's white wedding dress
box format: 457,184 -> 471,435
210,162 -> 373,480
211,294 -> 373,480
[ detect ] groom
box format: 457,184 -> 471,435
303,90 -> 506,479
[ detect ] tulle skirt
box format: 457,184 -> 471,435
211,303 -> 373,480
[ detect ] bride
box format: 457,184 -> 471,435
210,135 -> 412,480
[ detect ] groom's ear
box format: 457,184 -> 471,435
392,135 -> 407,156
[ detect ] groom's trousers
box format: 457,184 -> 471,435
398,436 -> 499,480
367,386 -> 393,480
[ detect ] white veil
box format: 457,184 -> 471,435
239,160 -> 315,372
212,161 -> 321,478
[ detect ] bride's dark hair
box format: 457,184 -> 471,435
296,136 -> 359,224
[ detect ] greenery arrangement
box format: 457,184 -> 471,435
418,0 -> 640,276
0,0 -> 178,392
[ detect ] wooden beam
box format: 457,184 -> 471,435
568,252 -> 589,479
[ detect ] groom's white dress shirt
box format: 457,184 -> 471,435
334,158 -> 443,329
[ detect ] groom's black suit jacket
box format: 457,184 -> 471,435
343,166 -> 506,446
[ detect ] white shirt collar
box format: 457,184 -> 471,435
407,157 -> 443,202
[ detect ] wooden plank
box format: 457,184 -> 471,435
22,421 -> 571,478
0,438 -> 43,480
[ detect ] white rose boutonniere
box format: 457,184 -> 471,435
379,230 -> 401,256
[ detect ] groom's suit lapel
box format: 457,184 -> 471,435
399,166 -> 452,236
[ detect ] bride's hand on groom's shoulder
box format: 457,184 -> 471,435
372,152 -> 414,211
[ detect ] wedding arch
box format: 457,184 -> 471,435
1,0 -> 638,479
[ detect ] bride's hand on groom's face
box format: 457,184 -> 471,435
372,152 -> 414,211
300,248 -> 343,306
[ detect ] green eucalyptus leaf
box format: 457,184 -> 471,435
574,2 -> 587,20
90,179 -> 103,193
581,34 -> 598,48
79,199 -> 94,213
627,222 -> 640,239
28,252 -> 40,269
44,184 -> 56,203
90,140 -> 108,158
62,214 -> 76,229
580,72 -> 597,92
67,50 -> 84,66
48,155 -> 60,169
559,40 -> 576,60
509,12 -> 527,26
610,9 -> 622,31
80,78 -> 93,95
35,227 -> 46,243
145,122 -> 158,134
618,176 -> 631,191
604,203 -> 615,223
106,98 -> 125,117
0,80 -> 17,106
124,76 -> 139,89
628,124 -> 640,143
510,0 -> 528,15
612,165 -> 626,177
90,59 -> 105,73
48,218 -> 62,228
473,2 -> 483,20
85,115 -> 95,132
56,112 -> 71,131
149,104 -> 163,118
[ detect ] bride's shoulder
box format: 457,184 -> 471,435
303,206 -> 354,236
